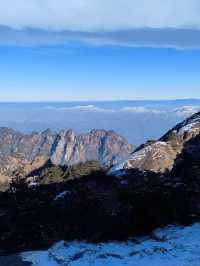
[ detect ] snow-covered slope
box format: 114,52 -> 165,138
111,112 -> 200,173
111,141 -> 176,173
22,223 -> 200,266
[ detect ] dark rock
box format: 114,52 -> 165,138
0,169 -> 191,255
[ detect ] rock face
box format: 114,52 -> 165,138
0,128 -> 133,184
112,141 -> 177,173
111,112 -> 200,173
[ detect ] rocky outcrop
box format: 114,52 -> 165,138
0,128 -> 133,184
112,141 -> 177,173
111,112 -> 200,173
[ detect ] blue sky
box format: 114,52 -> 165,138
0,44 -> 200,101
0,0 -> 200,101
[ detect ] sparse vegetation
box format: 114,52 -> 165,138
165,132 -> 181,150
37,160 -> 103,184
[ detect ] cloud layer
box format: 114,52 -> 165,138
44,105 -> 200,116
2,27 -> 200,49
1,0 -> 200,31
1,0 -> 200,48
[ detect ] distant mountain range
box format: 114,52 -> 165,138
1,109 -> 200,186
0,128 -> 133,185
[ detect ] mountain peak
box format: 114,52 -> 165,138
0,127 -> 133,185
161,112 -> 200,142
111,112 -> 200,174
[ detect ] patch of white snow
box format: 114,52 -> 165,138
22,223 -> 200,266
54,191 -> 71,201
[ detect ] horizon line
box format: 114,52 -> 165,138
0,98 -> 200,103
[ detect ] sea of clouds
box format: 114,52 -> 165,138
0,101 -> 199,146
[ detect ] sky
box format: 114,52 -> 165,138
0,0 -> 200,101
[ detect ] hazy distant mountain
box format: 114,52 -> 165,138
0,127 -> 133,185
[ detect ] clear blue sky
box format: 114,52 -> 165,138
1,0 -> 200,101
0,44 -> 200,101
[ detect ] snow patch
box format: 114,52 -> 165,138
110,141 -> 168,173
177,116 -> 200,136
22,223 -> 200,266
54,191 -> 71,201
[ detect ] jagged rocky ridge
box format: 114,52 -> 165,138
111,112 -> 200,173
1,112 -> 200,256
0,128 -> 133,185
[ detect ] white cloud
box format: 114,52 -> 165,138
0,1 -> 200,48
121,106 -> 165,114
43,104 -> 200,115
44,105 -> 115,112
172,105 -> 200,116
0,0 -> 200,32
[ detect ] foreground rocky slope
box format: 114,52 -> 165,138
111,112 -> 200,173
0,128 -> 133,186
0,168 -> 190,254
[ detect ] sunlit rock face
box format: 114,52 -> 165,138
111,112 -> 200,173
0,127 -> 133,184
